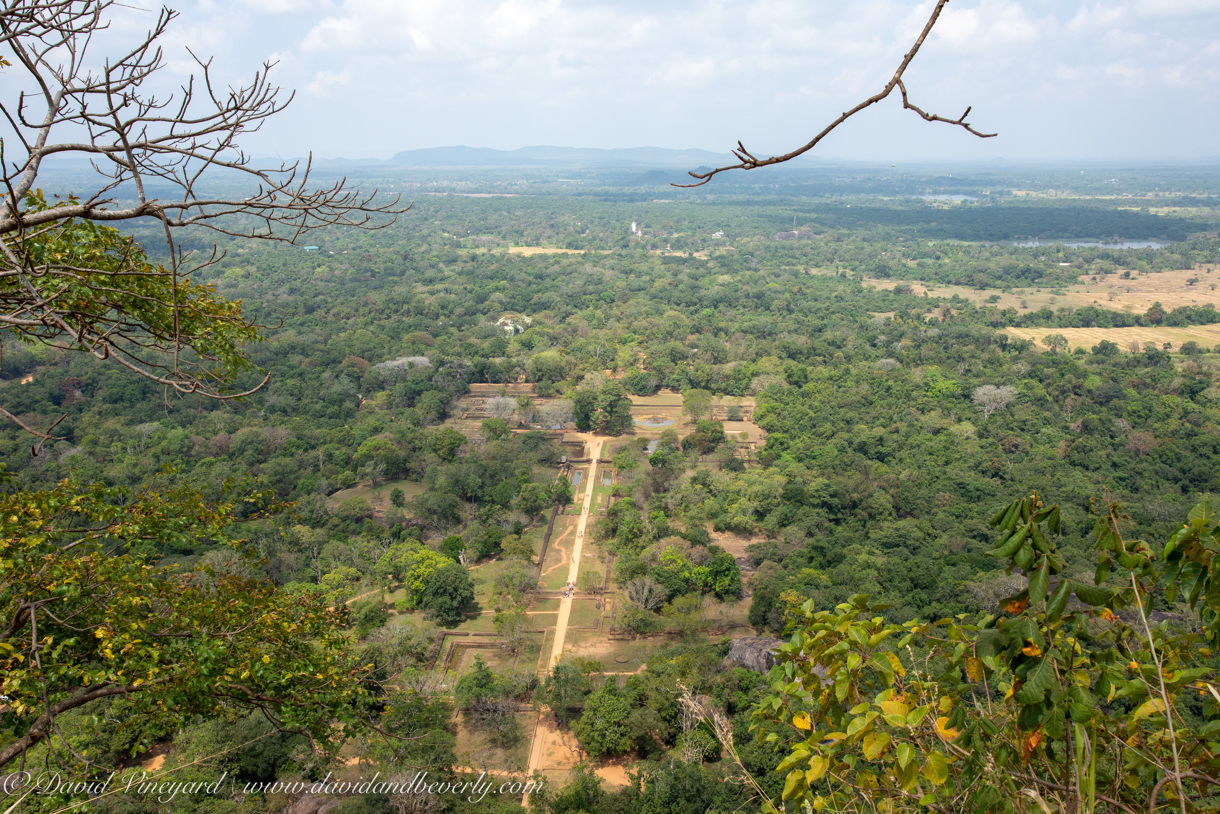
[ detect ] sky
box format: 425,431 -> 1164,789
11,0 -> 1220,162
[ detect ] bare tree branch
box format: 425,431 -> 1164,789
0,0 -> 410,444
676,0 -> 996,188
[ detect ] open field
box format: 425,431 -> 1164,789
848,266 -> 1220,316
1004,325 -> 1220,352
327,479 -> 426,512
507,246 -> 606,256
1064,267 -> 1219,312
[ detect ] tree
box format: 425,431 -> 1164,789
501,534 -> 535,562
550,475 -> 574,507
682,388 -> 713,423
486,395 -> 517,420
515,482 -> 550,519
377,542 -> 452,605
971,384 -> 1018,419
515,395 -> 537,424
626,575 -> 668,611
439,535 -> 466,562
569,388 -> 598,432
572,680 -> 633,757
420,561 -> 475,626
1180,340 -> 1203,356
662,594 -> 707,641
597,380 -> 634,435
453,656 -> 520,747
541,661 -> 589,725
390,487 -> 406,508
0,477 -> 365,774
494,563 -> 538,602
480,417 -> 511,440
0,0 -> 399,447
494,607 -> 531,655
0,0 -> 398,782
1041,333 -> 1069,354
428,426 -> 467,462
737,494 -> 1220,814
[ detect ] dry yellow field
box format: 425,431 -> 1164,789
1004,325 -> 1220,352
847,267 -> 1220,315
1066,268 -> 1219,312
507,246 -> 605,256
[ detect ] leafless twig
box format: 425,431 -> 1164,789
0,0 -> 409,443
677,0 -> 995,188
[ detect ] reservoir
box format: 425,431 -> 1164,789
1012,240 -> 1167,249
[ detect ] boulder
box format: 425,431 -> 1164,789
725,636 -> 785,674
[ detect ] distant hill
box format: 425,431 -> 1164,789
384,145 -> 734,167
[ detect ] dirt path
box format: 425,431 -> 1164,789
547,438 -> 601,670
524,438 -> 603,806
334,582 -> 402,609
541,526 -> 573,577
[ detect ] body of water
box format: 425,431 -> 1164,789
1012,240 -> 1167,249
919,194 -> 978,201
572,471 -> 582,486
634,417 -> 675,428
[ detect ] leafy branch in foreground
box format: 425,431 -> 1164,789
1,192 -> 266,449
717,492 -> 1219,813
678,0 -> 995,188
0,475 -> 367,775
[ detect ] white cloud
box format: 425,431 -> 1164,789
9,0 -> 1215,160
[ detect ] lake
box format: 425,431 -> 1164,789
1012,240 -> 1168,249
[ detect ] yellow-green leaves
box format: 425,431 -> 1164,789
863,731 -> 891,760
965,657 -> 986,681
922,752 -> 950,785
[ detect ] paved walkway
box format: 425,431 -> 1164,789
523,437 -> 603,805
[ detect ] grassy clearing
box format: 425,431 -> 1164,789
507,246 -> 605,256
469,559 -> 511,607
542,565 -> 571,591
327,479 -> 425,511
830,266 -> 1219,317
1004,325 -> 1220,352
568,601 -> 602,627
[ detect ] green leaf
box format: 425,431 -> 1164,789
896,742 -> 915,770
1029,561 -> 1049,605
1094,556 -> 1113,587
776,751 -> 808,774
1045,579 -> 1071,623
1072,581 -> 1113,607
782,770 -> 803,801
1015,658 -> 1056,705
1131,698 -> 1166,721
922,752 -> 949,786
